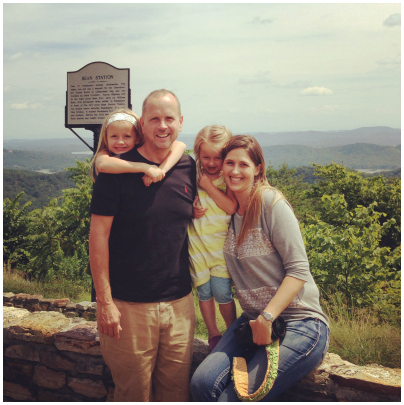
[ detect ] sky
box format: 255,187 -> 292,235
3,3 -> 401,141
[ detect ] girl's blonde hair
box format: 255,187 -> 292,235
193,125 -> 233,174
222,135 -> 285,246
90,108 -> 142,182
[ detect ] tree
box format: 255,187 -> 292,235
7,159 -> 93,284
3,192 -> 32,267
266,163 -> 310,220
302,194 -> 400,317
306,163 -> 401,250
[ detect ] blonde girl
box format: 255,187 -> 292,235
188,125 -> 238,352
90,108 -> 186,184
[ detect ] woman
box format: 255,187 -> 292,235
190,135 -> 329,401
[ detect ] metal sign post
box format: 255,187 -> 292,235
65,62 -> 131,301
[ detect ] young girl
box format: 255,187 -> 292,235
188,125 -> 238,352
90,108 -> 186,184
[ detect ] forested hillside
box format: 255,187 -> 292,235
261,143 -> 400,170
3,149 -> 88,172
3,169 -> 75,210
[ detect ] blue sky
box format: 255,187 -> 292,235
3,3 -> 401,140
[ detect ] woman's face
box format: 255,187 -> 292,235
223,148 -> 260,196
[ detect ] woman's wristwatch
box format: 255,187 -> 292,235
260,311 -> 275,322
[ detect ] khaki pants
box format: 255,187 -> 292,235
100,293 -> 195,402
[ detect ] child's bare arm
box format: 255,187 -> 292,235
159,141 -> 187,174
142,141 -> 186,186
198,174 -> 238,215
96,150 -> 164,181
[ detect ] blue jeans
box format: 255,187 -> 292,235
197,276 -> 234,304
190,315 -> 329,401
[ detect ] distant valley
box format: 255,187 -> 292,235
3,127 -> 401,172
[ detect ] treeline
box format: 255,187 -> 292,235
3,149 -> 88,172
4,165 -> 400,213
3,160 -> 401,323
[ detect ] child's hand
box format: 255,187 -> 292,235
198,173 -> 213,191
146,166 -> 165,182
193,197 -> 207,218
142,175 -> 153,187
142,166 -> 165,186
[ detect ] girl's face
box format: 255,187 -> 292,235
223,148 -> 260,196
199,142 -> 223,178
106,120 -> 136,155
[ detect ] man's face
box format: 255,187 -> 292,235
140,94 -> 183,151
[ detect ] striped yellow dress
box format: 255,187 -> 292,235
188,175 -> 232,288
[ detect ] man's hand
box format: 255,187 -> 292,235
97,301 -> 122,340
250,315 -> 273,346
192,197 -> 208,218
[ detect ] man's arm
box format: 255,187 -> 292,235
89,214 -> 122,340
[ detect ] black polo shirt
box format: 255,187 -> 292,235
90,148 -> 197,303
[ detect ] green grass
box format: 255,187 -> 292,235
3,267 -> 91,302
3,269 -> 400,369
322,294 -> 401,369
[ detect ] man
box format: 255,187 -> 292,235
89,90 -> 197,401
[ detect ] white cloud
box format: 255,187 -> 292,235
300,87 -> 333,96
10,52 -> 24,61
383,13 -> 401,27
11,102 -> 42,110
239,71 -> 272,85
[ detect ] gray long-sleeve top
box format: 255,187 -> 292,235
223,189 -> 329,327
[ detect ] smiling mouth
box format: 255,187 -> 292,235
156,134 -> 170,138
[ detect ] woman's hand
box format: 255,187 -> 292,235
250,315 -> 273,346
192,197 -> 208,218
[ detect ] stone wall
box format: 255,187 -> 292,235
3,293 -> 401,402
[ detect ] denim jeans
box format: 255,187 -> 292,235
197,276 -> 234,304
190,315 -> 329,402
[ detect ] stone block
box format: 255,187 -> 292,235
37,389 -> 81,402
4,361 -> 34,385
7,311 -> 71,344
52,298 -> 71,308
5,344 -> 41,362
3,381 -> 35,401
39,298 -> 55,311
12,293 -> 31,304
3,306 -> 30,328
68,377 -> 107,398
42,350 -> 76,371
76,356 -> 105,375
3,292 -> 15,302
76,301 -> 92,311
33,364 -> 66,389
3,302 -> 14,307
26,294 -> 44,304
54,321 -> 101,355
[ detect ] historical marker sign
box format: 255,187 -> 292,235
65,62 -> 131,128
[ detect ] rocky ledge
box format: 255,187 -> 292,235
3,296 -> 401,402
